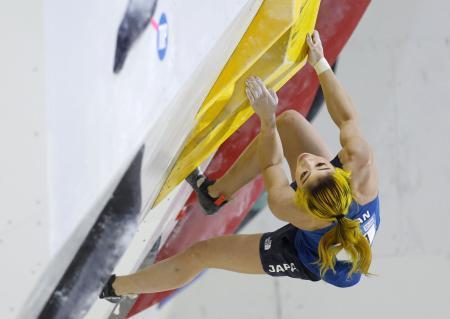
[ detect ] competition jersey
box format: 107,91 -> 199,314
291,154 -> 381,287
294,196 -> 380,287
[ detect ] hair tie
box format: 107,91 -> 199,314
335,214 -> 345,221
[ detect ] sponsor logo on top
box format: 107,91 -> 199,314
157,13 -> 168,60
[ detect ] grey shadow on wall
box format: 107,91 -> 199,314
114,0 -> 159,73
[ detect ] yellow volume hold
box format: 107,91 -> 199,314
154,0 -> 320,206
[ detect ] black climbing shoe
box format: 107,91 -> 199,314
99,274 -> 122,304
186,168 -> 228,215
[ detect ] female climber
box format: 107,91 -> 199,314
100,30 -> 380,302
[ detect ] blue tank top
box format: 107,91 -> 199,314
292,155 -> 381,287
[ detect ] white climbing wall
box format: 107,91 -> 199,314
1,0 -> 262,317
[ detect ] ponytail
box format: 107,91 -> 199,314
295,168 -> 372,278
317,215 -> 371,278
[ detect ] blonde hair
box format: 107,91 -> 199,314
295,168 -> 371,278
